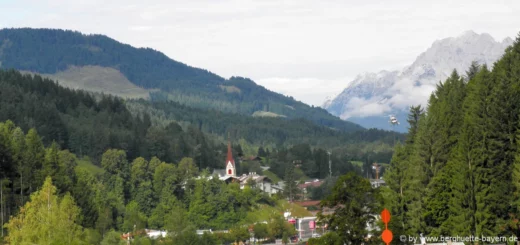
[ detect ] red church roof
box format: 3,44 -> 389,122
226,140 -> 235,167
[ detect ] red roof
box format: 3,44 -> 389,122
247,156 -> 261,161
226,140 -> 235,167
293,200 -> 321,207
298,181 -> 323,188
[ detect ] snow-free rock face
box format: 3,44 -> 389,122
323,30 -> 514,132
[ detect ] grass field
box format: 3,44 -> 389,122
252,111 -> 286,118
22,66 -> 156,99
245,199 -> 313,223
219,85 -> 241,94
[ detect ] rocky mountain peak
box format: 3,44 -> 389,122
323,30 -> 513,131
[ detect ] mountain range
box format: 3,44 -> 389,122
323,30 -> 514,132
0,28 -> 363,133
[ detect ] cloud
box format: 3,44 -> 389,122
335,74 -> 439,119
3,0 -> 520,109
139,7 -> 170,21
340,96 -> 393,119
128,26 -> 154,32
387,83 -> 436,110
255,77 -> 350,106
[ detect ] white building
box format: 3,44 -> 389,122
238,172 -> 273,194
145,229 -> 167,239
369,179 -> 386,188
211,140 -> 283,196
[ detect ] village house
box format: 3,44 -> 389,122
211,139 -> 283,196
298,179 -> 324,200
369,179 -> 386,188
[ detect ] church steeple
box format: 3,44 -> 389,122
226,133 -> 236,177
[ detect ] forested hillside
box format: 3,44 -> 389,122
382,34 -> 520,242
0,69 -> 400,164
127,99 -> 402,148
0,121 -> 301,244
0,70 -> 395,243
0,69 -> 226,169
0,28 -> 405,243
0,28 -> 363,132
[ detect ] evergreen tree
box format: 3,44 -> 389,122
443,66 -> 493,237
406,105 -> 424,145
318,172 -> 380,244
130,157 -> 155,215
465,60 -> 481,81
10,127 -> 25,206
73,168 -> 99,228
283,164 -> 299,202
23,128 -> 45,194
478,39 -> 520,235
258,146 -> 266,157
100,149 -> 129,229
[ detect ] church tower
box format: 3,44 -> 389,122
225,136 -> 236,177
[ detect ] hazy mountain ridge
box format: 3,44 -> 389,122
324,30 -> 513,131
0,28 -> 364,132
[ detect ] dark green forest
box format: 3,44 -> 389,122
382,34 -> 520,243
0,69 -> 225,168
0,28 -> 363,132
0,68 -> 400,243
127,99 -> 402,149
0,69 -> 398,168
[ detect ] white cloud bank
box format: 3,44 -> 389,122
1,0 -> 519,107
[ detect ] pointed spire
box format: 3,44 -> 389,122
226,132 -> 234,167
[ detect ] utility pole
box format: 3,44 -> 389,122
327,151 -> 332,178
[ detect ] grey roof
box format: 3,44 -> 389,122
369,179 -> 385,184
254,176 -> 272,183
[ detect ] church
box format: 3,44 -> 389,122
211,138 -> 238,181
212,139 -> 282,196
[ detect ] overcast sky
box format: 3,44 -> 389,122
2,0 -> 519,106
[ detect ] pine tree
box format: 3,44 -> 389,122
383,143 -> 408,236
258,146 -> 266,157
283,164 -> 299,202
406,105 -> 424,145
478,38 -> 520,236
444,66 -> 493,237
416,71 -> 466,234
10,127 -> 25,206
23,128 -> 45,194
465,61 -> 481,82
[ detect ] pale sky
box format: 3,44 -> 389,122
2,0 -> 519,106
